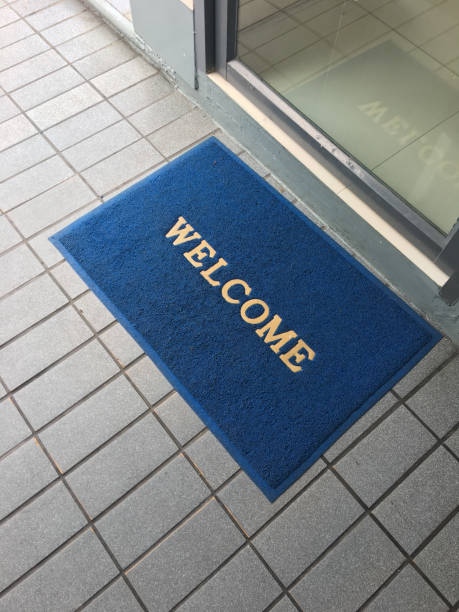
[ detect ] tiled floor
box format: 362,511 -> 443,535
0,0 -> 458,610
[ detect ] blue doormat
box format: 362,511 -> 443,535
50,138 -> 440,501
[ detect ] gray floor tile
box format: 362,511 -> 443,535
0,397 -> 30,456
95,455 -> 209,567
75,292 -> 116,331
0,438 -> 56,519
308,3 -> 365,36
253,471 -> 363,584
0,306 -> 92,389
0,48 -> 65,92
62,120 -> 140,171
325,391 -> 398,460
0,20 -> 33,49
0,215 -> 21,253
155,392 -> 205,444
0,5 -> 18,26
129,91 -> 192,135
90,56 -> 156,97
0,243 -> 44,298
67,413 -> 177,517
389,8 -> 449,46
0,529 -> 118,612
57,24 -> 118,63
365,565 -> 448,612
51,261 -> 88,298
415,513 -> 459,604
11,65 -> 84,111
186,430 -> 239,489
0,155 -> 74,212
29,227 -> 64,266
128,500 -> 245,611
148,108 -> 215,157
14,339 -> 117,429
28,200 -> 99,267
8,175 -> 95,237
82,139 -> 163,195
406,357 -> 459,437
0,113 -> 36,151
290,516 -> 403,611
374,1 -> 432,28
41,10 -> 100,46
109,74 -> 172,116
336,406 -> 436,505
445,429 -> 459,456
73,39 -> 136,80
0,274 -> 67,345
270,597 -> 297,612
27,82 -> 102,131
0,35 -> 49,73
13,0 -> 59,16
374,446 -> 459,553
40,376 -> 147,472
177,546 -> 281,612
217,459 -> 325,536
125,355 -> 172,405
0,134 -> 54,182
100,323 -> 143,367
394,338 -> 456,396
0,380 -> 6,399
25,0 -> 84,31
83,578 -> 142,612
238,0 -> 279,28
0,482 -> 86,591
238,15 -> 288,50
104,162 -> 167,199
44,100 -> 122,150
0,94 -> 20,121
358,0 -> 399,10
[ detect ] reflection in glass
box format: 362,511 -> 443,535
238,0 -> 459,234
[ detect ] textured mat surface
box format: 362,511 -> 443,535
50,138 -> 440,501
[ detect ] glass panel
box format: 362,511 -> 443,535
237,0 -> 459,235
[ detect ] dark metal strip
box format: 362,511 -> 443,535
439,271 -> 459,305
436,219 -> 459,274
194,0 -> 215,74
215,0 -> 238,77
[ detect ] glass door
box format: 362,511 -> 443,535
237,0 -> 459,236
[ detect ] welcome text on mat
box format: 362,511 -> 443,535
165,216 -> 316,373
